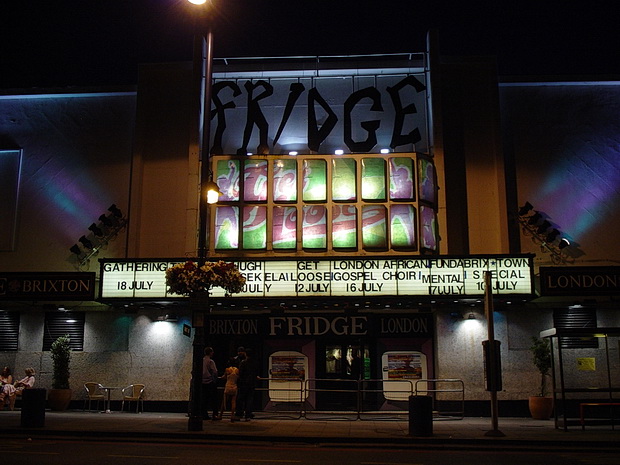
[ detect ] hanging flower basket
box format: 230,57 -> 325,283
165,260 -> 246,297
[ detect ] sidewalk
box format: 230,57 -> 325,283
1,410 -> 618,450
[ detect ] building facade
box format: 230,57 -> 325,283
1,40 -> 618,414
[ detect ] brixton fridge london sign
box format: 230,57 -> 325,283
99,256 -> 533,300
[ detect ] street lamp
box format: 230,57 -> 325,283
187,0 -> 220,432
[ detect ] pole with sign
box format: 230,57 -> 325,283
483,271 -> 505,437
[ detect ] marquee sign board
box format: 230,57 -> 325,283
99,255 -> 534,300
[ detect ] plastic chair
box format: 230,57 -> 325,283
83,382 -> 105,411
121,384 -> 145,413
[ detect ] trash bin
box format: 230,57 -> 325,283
409,395 -> 433,437
21,388 -> 46,428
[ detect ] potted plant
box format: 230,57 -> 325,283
528,336 -> 554,419
48,335 -> 72,411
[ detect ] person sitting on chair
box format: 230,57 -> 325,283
0,366 -> 13,386
0,367 -> 35,410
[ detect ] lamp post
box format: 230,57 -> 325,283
187,0 -> 220,432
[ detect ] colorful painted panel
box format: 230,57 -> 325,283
273,159 -> 297,202
214,206 -> 239,250
332,158 -> 356,201
390,204 -> 416,249
420,205 -> 438,251
362,205 -> 387,249
302,159 -> 327,201
273,206 -> 297,249
389,157 -> 414,200
244,159 -> 268,202
243,206 -> 267,249
361,158 -> 386,200
215,159 -> 240,201
302,205 -> 327,248
418,158 -> 436,204
332,205 -> 357,248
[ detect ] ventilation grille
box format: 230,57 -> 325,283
553,307 -> 598,349
0,311 -> 19,351
43,312 -> 85,351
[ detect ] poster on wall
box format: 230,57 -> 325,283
381,351 -> 427,401
268,351 -> 308,402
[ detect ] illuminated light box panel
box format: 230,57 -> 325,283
211,154 -> 437,253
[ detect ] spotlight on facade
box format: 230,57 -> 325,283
108,204 -> 123,218
518,202 -> 533,216
558,238 -> 570,249
334,149 -> 344,155
99,214 -> 114,227
527,212 -> 542,225
78,236 -> 94,249
536,220 -> 552,235
467,312 -> 476,320
88,223 -> 104,237
545,229 -> 560,243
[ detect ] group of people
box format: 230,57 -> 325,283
202,346 -> 259,422
0,366 -> 36,410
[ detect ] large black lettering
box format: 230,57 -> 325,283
237,80 -> 274,156
307,87 -> 338,152
273,82 -> 305,147
387,75 -> 426,150
211,81 -> 242,155
344,87 -> 383,153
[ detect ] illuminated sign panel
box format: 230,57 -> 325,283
99,256 -> 534,300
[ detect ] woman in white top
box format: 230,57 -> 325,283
219,358 -> 239,421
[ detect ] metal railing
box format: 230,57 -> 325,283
250,377 -> 464,421
415,379 -> 465,420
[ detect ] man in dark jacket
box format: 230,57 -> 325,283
202,346 -> 219,420
234,348 -> 259,421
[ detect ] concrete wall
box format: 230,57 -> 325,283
0,92 -> 135,273
0,310 -> 194,402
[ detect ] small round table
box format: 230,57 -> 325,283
99,386 -> 120,413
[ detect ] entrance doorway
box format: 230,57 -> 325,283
314,341 -> 370,412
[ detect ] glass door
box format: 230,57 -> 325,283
316,341 -> 370,412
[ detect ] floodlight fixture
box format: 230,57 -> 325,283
88,223 -> 104,237
108,204 -> 123,218
518,201 -> 533,216
78,235 -> 94,249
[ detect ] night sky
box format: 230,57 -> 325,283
1,0 -> 619,89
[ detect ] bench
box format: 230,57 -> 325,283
579,402 -> 620,430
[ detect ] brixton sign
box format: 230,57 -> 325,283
0,272 -> 96,301
99,255 -> 534,300
540,266 -> 620,296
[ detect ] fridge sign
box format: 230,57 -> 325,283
99,256 -> 533,300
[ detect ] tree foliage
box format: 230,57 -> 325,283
51,335 -> 71,389
530,336 -> 552,397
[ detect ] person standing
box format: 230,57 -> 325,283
233,346 -> 246,367
202,347 -> 219,421
234,348 -> 259,421
219,358 -> 239,421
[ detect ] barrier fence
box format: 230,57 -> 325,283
248,377 -> 464,421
